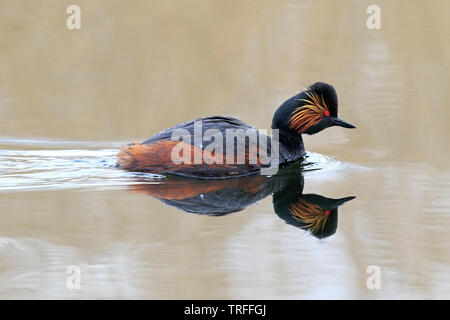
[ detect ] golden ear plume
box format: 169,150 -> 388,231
288,91 -> 329,133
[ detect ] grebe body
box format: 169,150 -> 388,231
117,82 -> 355,178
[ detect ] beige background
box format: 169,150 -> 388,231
0,0 -> 449,298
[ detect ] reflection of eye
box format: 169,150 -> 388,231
324,210 -> 330,216
324,110 -> 330,116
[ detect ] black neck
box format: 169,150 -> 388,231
277,129 -> 306,164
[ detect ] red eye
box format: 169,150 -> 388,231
324,110 -> 330,116
324,210 -> 330,216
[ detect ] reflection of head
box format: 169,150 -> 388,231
290,197 -> 331,235
273,193 -> 355,239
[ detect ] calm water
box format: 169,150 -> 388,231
1,0 -> 449,299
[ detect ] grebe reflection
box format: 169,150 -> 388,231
131,164 -> 355,239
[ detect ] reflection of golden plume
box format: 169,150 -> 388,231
289,198 -> 329,234
288,91 -> 329,133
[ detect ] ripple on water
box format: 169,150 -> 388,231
301,151 -> 345,173
0,140 -> 345,192
0,139 -> 164,192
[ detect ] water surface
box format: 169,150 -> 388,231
0,0 -> 449,299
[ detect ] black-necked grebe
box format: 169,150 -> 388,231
117,82 -> 355,178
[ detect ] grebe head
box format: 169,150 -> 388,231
272,82 -> 355,135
